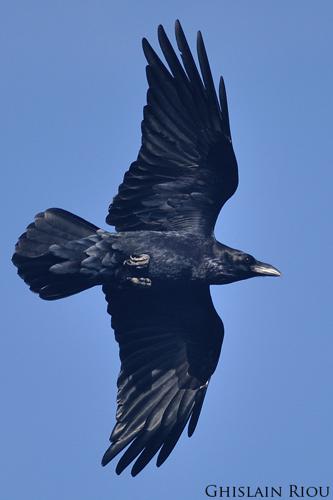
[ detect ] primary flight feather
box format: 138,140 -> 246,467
12,20 -> 280,476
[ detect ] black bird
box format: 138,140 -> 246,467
12,21 -> 280,476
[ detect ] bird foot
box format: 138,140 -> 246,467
126,277 -> 152,287
123,254 -> 150,268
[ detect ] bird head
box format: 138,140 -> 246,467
209,243 -> 281,284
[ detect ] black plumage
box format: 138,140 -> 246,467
12,21 -> 280,475
107,22 -> 238,235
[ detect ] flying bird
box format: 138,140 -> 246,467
12,20 -> 280,476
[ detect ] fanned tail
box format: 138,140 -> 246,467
12,208 -> 103,300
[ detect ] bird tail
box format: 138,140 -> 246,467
12,208 -> 104,300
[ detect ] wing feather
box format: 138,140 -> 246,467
196,30 -> 224,134
107,21 -> 238,235
102,284 -> 224,474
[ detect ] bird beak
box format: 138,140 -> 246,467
251,261 -> 281,277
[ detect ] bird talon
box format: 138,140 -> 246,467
123,254 -> 150,268
126,277 -> 152,287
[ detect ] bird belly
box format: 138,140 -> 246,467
106,231 -> 208,285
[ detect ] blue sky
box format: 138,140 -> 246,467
1,1 -> 332,499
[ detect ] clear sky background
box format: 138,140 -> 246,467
1,1 -> 332,499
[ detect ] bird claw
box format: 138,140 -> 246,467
123,254 -> 150,268
126,277 -> 152,287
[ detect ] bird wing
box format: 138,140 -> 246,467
106,20 -> 238,236
102,283 -> 224,475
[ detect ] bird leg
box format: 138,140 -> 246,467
122,254 -> 151,287
123,254 -> 150,268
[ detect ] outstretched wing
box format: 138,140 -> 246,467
102,283 -> 224,475
106,20 -> 238,236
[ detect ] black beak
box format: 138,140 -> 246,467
251,261 -> 281,277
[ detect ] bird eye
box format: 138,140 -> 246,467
244,256 -> 254,265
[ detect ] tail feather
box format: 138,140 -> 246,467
12,208 -> 103,300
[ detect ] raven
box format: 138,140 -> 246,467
12,20 -> 280,476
